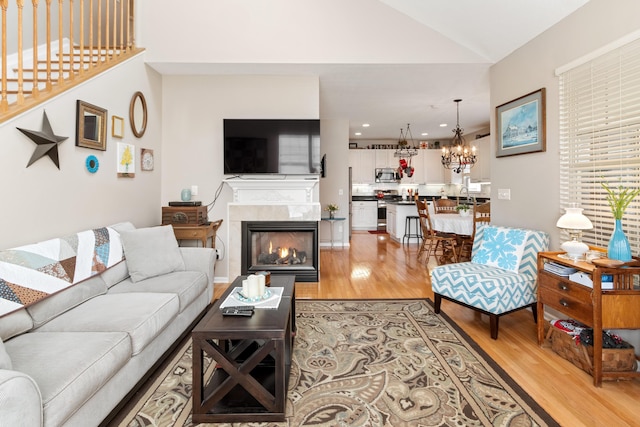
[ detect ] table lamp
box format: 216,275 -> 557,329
556,206 -> 593,260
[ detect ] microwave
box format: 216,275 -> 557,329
375,168 -> 400,183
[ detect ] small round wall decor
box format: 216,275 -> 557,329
86,155 -> 99,173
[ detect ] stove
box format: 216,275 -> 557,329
374,190 -> 398,230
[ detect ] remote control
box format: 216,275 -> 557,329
222,305 -> 254,311
222,309 -> 253,317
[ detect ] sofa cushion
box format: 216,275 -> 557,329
26,275 -> 108,328
0,338 -> 11,370
34,293 -> 179,355
5,331 -> 130,427
472,226 -> 530,272
120,225 -> 185,282
109,270 -> 208,311
0,308 -> 33,341
100,260 -> 129,288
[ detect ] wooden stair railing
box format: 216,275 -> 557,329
1,0 -> 142,123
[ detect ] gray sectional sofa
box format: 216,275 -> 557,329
0,222 -> 216,427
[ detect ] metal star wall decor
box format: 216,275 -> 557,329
17,111 -> 68,169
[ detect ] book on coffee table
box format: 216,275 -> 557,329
220,287 -> 284,310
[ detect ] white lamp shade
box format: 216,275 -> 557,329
556,207 -> 593,230
557,206 -> 592,260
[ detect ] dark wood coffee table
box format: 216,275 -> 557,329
192,275 -> 295,423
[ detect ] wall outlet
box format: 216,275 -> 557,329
215,248 -> 220,259
498,189 -> 511,200
191,185 -> 198,196
338,189 -> 344,196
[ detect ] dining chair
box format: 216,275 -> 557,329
416,198 -> 459,264
433,197 -> 458,214
458,201 -> 491,261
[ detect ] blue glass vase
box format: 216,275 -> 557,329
608,219 -> 632,261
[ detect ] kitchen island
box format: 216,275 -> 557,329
386,200 -> 431,243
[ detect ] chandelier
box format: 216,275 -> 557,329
441,99 -> 476,174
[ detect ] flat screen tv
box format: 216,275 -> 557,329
224,119 -> 321,175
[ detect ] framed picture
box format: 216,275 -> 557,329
76,100 -> 107,150
111,115 -> 124,138
496,88 -> 546,157
141,148 -> 154,171
349,142 -> 358,149
117,142 -> 135,177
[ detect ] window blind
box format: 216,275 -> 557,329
559,37 -> 640,252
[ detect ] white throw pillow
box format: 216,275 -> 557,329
120,225 -> 185,282
0,338 -> 12,370
471,226 -> 530,273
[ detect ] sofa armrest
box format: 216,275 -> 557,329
0,370 -> 43,427
180,247 -> 216,284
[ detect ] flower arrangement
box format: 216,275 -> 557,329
325,203 -> 339,218
601,182 -> 640,220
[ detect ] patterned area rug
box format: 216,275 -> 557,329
114,300 -> 558,427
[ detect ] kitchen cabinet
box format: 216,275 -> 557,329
352,200 -> 377,230
348,150 -> 376,183
470,136 -> 491,181
387,206 -> 396,236
375,150 -> 396,168
423,150 -> 445,183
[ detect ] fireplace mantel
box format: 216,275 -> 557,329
225,176 -> 321,279
224,177 -> 319,204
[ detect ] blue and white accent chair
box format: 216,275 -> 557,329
430,224 -> 549,339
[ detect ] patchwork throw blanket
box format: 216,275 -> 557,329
0,227 -> 124,317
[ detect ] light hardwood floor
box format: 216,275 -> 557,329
215,231 -> 640,427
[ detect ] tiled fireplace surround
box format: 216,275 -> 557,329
225,178 -> 321,280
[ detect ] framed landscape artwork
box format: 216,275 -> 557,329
496,88 -> 546,157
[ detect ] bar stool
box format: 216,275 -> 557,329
403,215 -> 421,244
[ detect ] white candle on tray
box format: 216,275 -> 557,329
248,274 -> 260,298
242,279 -> 249,297
257,274 -> 266,296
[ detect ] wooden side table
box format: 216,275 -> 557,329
171,219 -> 222,248
537,250 -> 640,386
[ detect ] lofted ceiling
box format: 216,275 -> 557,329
148,0 -> 590,142
331,0 -> 590,142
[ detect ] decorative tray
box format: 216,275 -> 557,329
591,258 -> 625,268
236,288 -> 272,303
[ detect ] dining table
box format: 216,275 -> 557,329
430,213 -> 473,236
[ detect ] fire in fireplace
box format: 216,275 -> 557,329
241,221 -> 318,282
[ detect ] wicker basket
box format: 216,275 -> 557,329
548,326 -> 637,376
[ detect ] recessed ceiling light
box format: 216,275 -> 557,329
421,132 -> 428,136
362,123 -> 370,127
355,132 -> 362,136
440,123 -> 447,127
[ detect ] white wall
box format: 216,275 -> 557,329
319,119 -> 350,247
160,75 -> 320,281
0,54 -> 163,247
490,0 -> 640,249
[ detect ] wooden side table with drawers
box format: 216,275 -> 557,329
537,250 -> 640,386
171,219 -> 222,248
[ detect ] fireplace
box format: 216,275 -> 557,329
241,221 -> 319,282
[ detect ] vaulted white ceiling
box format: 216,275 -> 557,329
146,0 -> 590,141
